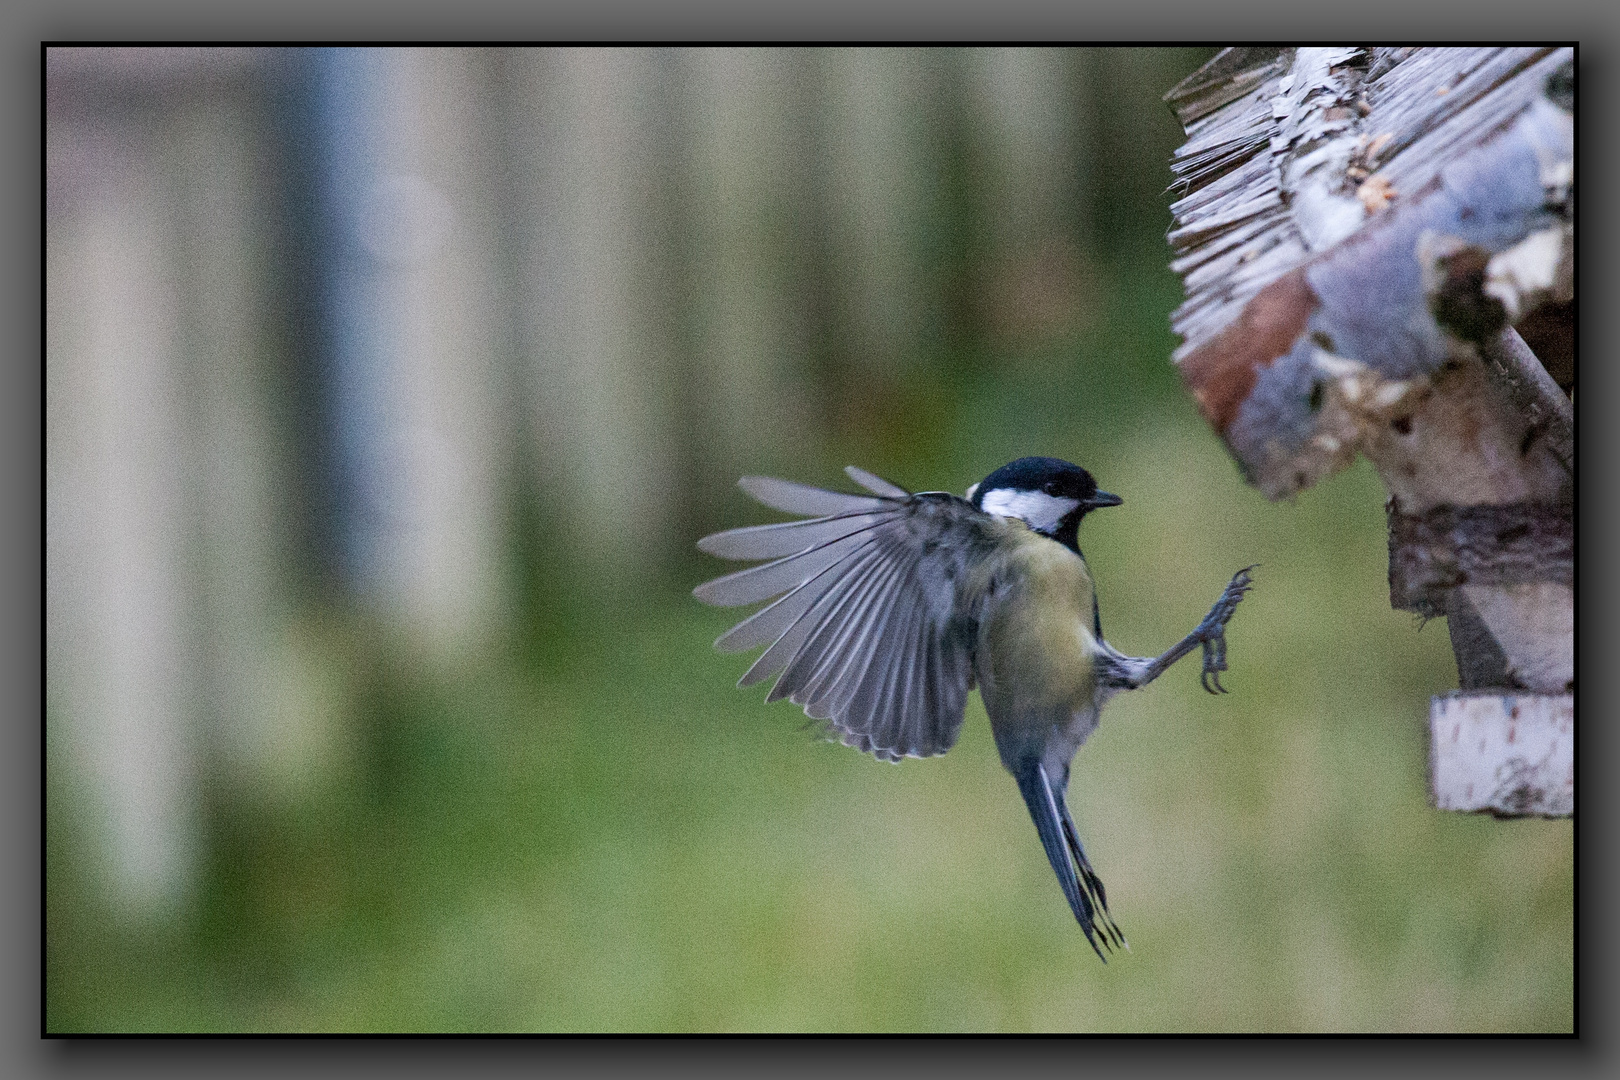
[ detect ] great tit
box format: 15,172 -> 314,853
694,457 -> 1254,960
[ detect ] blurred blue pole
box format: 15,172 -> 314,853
311,46 -> 397,600
303,47 -> 506,654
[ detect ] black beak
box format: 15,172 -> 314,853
1087,490 -> 1123,510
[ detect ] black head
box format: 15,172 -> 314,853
968,456 -> 1122,552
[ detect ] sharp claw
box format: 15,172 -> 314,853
1190,566 -> 1253,694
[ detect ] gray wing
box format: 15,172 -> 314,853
694,470 -> 999,762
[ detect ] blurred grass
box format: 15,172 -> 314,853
47,404 -> 1572,1033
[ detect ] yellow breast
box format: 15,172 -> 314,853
972,525 -> 1100,720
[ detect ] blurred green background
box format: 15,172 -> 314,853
46,47 -> 1570,1032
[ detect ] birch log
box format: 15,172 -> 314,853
1164,48 -> 1575,817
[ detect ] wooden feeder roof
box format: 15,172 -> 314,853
1164,47 -> 1573,500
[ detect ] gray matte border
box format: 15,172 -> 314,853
21,0 -> 1612,1071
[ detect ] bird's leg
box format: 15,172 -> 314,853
1108,566 -> 1256,694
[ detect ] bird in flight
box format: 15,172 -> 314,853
695,457 -> 1254,961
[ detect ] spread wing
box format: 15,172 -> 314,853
694,467 -> 1000,762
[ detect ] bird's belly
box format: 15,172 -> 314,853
975,542 -> 1102,758
984,607 -> 1098,716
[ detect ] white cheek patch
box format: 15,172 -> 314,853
979,489 -> 1080,533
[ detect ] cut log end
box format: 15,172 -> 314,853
1428,692 -> 1572,818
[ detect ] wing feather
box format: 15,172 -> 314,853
862,579 -> 923,735
853,584 -> 922,754
894,588 -> 939,752
844,465 -> 912,499
805,552 -> 912,723
892,596 -> 935,753
819,573 -> 903,721
693,528 -> 879,607
771,545 -> 908,708
792,552 -> 904,713
715,537 -> 880,653
738,475 -> 889,517
918,626 -> 947,751
696,477 -> 1001,761
738,540 -> 890,683
697,511 -> 889,561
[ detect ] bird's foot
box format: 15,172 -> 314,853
1197,566 -> 1256,694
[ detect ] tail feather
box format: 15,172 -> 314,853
1057,799 -> 1129,953
1013,761 -> 1124,961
